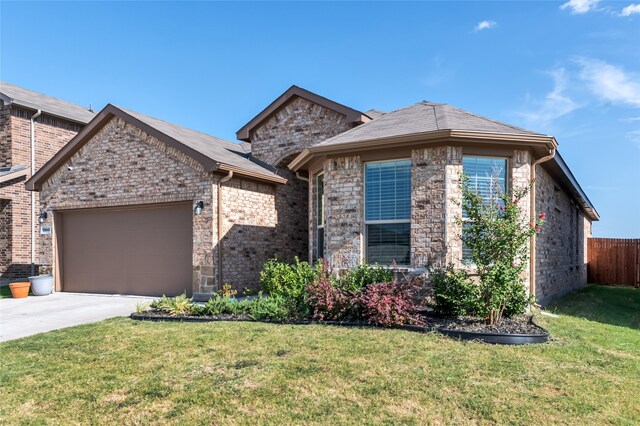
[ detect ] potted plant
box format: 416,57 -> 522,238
28,274 -> 53,296
9,282 -> 30,298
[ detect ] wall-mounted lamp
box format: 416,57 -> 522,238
38,211 -> 48,224
194,200 -> 204,215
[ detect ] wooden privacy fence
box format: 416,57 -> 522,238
588,238 -> 640,287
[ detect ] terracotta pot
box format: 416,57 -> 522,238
9,282 -> 30,299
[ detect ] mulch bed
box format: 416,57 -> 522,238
131,311 -> 548,344
420,315 -> 545,335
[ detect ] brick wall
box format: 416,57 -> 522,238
324,156 -> 364,269
411,146 -> 463,269
0,199 -> 10,272
295,144 -> 565,298
0,102 -> 11,167
246,96 -> 351,276
38,117 -> 216,292
535,164 -> 591,304
0,106 -> 81,281
249,97 -> 352,166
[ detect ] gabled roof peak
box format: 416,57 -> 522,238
26,104 -> 286,191
236,85 -> 370,141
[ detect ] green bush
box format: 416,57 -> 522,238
203,294 -> 251,316
432,264 -> 480,316
338,263 -> 394,291
150,293 -> 200,316
259,257 -> 316,317
249,293 -> 288,321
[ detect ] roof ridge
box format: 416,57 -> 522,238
441,104 -> 542,135
315,101 -> 438,146
116,105 -> 247,151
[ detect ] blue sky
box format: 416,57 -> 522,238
1,1 -> 639,237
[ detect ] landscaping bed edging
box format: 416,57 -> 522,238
129,313 -> 549,345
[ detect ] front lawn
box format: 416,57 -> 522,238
0,285 -> 11,299
0,285 -> 638,424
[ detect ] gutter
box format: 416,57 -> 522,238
530,148 -> 556,300
217,170 -> 233,288
288,130 -> 556,171
30,109 -> 42,276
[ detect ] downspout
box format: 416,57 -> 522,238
30,109 -> 42,276
217,171 -> 233,289
295,171 -> 311,263
530,148 -> 556,300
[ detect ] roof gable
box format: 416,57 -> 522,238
26,104 -> 285,191
236,85 -> 370,141
0,81 -> 96,124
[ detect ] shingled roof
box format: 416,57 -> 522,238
317,101 -> 542,147
26,104 -> 285,191
0,81 -> 96,124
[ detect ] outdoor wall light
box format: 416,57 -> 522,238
194,200 -> 204,215
38,211 -> 48,224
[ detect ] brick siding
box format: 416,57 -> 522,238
535,164 -> 591,303
0,105 -> 81,281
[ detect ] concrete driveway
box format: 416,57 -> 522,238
0,292 -> 155,342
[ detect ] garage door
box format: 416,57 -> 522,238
59,203 -> 193,296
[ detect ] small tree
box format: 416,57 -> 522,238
457,175 -> 545,325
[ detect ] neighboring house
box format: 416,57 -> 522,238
0,82 -> 95,282
26,85 -> 598,304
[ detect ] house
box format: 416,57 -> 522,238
25,85 -> 598,304
0,82 -> 96,282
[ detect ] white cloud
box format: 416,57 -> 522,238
621,4 -> 640,16
474,21 -> 496,32
519,68 -> 580,125
560,0 -> 600,14
575,57 -> 640,107
626,130 -> 640,147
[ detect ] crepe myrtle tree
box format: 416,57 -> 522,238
456,175 -> 545,325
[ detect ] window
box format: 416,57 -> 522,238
462,156 -> 508,261
365,160 -> 411,265
316,173 -> 325,259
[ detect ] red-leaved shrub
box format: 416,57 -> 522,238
357,281 -> 424,327
306,261 -> 424,326
305,261 -> 358,321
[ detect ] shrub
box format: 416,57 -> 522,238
249,293 -> 288,321
150,293 -> 199,316
135,302 -> 150,314
305,261 -> 358,321
203,294 -> 247,316
432,264 -> 480,316
457,175 -> 543,324
358,281 -> 424,327
338,263 -> 394,291
259,257 -> 316,317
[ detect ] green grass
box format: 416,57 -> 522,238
0,285 -> 11,299
1,285 -> 638,425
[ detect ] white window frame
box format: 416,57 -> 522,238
363,158 -> 411,266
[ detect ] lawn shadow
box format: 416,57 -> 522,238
547,284 -> 640,330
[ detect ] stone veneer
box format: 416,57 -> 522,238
0,103 -> 83,281
535,164 -> 591,303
